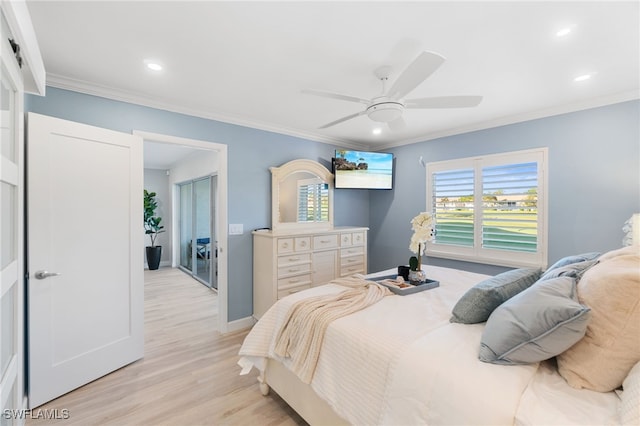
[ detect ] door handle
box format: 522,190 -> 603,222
34,270 -> 61,280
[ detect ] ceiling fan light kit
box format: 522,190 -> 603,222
366,99 -> 404,123
303,50 -> 483,130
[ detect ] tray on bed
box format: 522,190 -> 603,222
374,274 -> 440,295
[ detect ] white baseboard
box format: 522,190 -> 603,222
225,316 -> 255,333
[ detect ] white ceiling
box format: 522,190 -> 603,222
26,1 -> 639,150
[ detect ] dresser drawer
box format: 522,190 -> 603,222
278,262 -> 311,278
295,237 -> 311,251
278,274 -> 312,291
352,232 -> 365,245
340,233 -> 352,246
341,246 -> 364,257
277,237 -> 311,254
340,264 -> 365,277
313,234 -> 338,250
340,254 -> 364,268
277,253 -> 311,267
277,238 -> 294,254
340,231 -> 365,247
277,283 -> 312,299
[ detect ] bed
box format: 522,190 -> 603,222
239,246 -> 640,425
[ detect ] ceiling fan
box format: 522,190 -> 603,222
302,51 -> 483,130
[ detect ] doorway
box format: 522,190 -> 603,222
178,175 -> 218,289
136,130 -> 228,333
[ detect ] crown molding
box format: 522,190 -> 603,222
376,90 -> 640,150
45,74 -> 637,153
45,73 -> 370,151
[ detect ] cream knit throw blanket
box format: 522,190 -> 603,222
274,276 -> 392,383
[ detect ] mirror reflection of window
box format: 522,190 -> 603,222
297,178 -> 329,223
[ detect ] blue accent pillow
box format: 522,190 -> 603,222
450,268 -> 542,324
538,259 -> 599,282
545,252 -> 600,273
478,276 -> 591,365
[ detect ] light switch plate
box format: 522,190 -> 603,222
229,223 -> 244,235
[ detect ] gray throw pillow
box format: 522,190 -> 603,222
450,268 -> 542,324
545,252 -> 600,273
538,259 -> 599,282
478,276 -> 591,365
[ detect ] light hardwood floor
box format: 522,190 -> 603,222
27,268 -> 306,426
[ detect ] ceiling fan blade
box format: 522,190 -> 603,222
386,51 -> 446,100
318,110 -> 367,129
387,116 -> 406,131
405,95 -> 483,109
302,89 -> 370,105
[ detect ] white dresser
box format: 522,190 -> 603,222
252,227 -> 368,319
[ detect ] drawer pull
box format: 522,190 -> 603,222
288,268 -> 299,272
348,258 -> 357,263
320,239 -> 331,243
282,242 -> 289,248
300,241 -> 307,247
289,257 -> 300,261
289,279 -> 300,284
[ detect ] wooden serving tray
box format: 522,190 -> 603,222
374,274 -> 440,295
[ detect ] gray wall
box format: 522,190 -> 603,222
25,87 -> 370,322
26,88 -> 639,320
369,100 -> 640,275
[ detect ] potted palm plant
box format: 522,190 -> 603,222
144,189 -> 165,270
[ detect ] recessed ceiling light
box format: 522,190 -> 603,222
372,128 -> 382,135
144,59 -> 163,72
556,27 -> 572,37
574,73 -> 593,82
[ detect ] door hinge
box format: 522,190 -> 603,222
8,38 -> 23,68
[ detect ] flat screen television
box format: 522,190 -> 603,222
334,150 -> 394,189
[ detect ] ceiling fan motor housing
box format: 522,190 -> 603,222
366,98 -> 405,122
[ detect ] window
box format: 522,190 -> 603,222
426,149 -> 547,268
297,178 -> 329,223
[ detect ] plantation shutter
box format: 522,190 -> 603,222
426,149 -> 546,268
432,168 -> 474,247
482,162 -> 538,252
297,180 -> 329,222
298,184 -> 310,222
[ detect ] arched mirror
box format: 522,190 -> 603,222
271,159 -> 334,232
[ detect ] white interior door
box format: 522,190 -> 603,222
27,112 -> 144,408
1,23 -> 25,421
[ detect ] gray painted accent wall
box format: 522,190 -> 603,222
369,100 -> 640,275
25,88 -> 639,320
25,87 -> 370,322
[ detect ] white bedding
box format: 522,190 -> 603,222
239,265 -> 621,425
515,360 -> 620,426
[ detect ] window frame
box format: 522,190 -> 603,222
426,148 -> 548,268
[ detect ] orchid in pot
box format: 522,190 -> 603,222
408,211 -> 435,283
